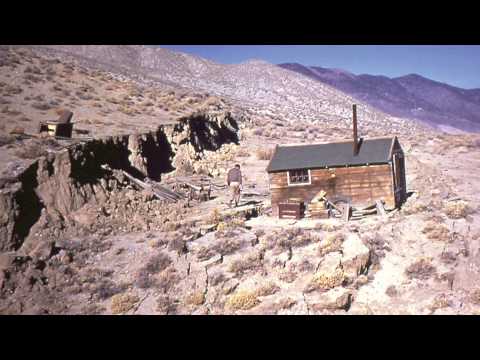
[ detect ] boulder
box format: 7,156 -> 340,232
305,251 -> 344,292
341,233 -> 370,280
311,287 -> 352,311
0,253 -> 15,271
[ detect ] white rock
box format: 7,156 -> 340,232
341,233 -> 370,279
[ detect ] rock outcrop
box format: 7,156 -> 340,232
0,111 -> 239,255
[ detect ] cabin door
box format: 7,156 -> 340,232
393,153 -> 405,205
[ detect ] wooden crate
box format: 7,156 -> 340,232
279,202 -> 303,219
305,209 -> 330,219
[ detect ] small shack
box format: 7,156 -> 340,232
266,105 -> 407,219
38,110 -> 74,138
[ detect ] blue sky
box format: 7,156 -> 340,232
159,45 -> 480,89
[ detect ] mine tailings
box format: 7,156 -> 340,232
0,111 -> 239,255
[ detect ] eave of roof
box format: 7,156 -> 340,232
266,137 -> 396,173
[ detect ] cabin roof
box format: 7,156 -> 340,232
266,137 -> 397,173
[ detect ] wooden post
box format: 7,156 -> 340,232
376,200 -> 386,217
343,203 -> 351,222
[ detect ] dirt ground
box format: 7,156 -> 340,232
1,46 -> 480,315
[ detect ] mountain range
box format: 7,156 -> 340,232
24,45 -> 479,133
279,63 -> 480,133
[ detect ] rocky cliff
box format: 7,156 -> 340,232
0,111 -> 239,255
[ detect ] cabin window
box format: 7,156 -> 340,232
288,169 -> 311,186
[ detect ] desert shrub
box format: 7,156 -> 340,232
277,297 -> 296,309
208,208 -> 223,225
385,285 -> 398,297
76,91 -> 93,101
144,253 -> 172,274
168,238 -> 187,254
24,74 -> 42,83
106,97 -> 120,104
236,148 -> 250,157
111,293 -> 140,314
45,67 -> 56,77
196,245 -> 217,261
31,102 -> 51,110
276,228 -> 314,250
3,85 -> 23,96
422,221 -> 451,242
440,251 -> 457,265
256,147 -> 275,160
402,200 -> 429,215
215,236 -> 243,255
255,282 -> 280,297
135,269 -> 155,289
229,251 -> 263,276
24,65 -> 42,74
15,143 -> 48,159
18,116 -> 31,122
157,268 -> 180,293
405,258 -> 436,280
430,293 -> 451,312
80,304 -> 106,315
225,290 -> 260,311
209,272 -> 226,287
91,279 -> 128,301
470,289 -> 480,305
306,268 -> 345,292
1,106 -> 21,116
0,135 -> 15,147
157,295 -> 177,314
252,128 -> 263,136
0,97 -> 10,105
443,200 -> 472,219
185,290 -> 205,306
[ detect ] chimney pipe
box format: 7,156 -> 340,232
352,104 -> 359,155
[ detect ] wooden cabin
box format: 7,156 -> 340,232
266,105 -> 407,218
38,110 -> 74,138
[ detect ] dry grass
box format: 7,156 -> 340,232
402,200 -> 429,215
429,293 -> 451,312
443,200 -> 472,219
185,290 -> 205,306
225,290 -> 260,311
422,221 -> 451,242
405,258 -> 437,280
111,293 -> 140,314
470,289 -> 480,305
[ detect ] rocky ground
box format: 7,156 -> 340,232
1,46 -> 480,315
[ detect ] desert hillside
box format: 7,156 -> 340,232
280,62 -> 480,133
1,46 -> 480,315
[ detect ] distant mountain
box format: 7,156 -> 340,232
279,63 -> 480,132
23,45 -> 426,137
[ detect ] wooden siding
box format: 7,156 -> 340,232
269,164 -> 396,216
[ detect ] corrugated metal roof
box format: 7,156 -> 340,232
266,137 -> 395,172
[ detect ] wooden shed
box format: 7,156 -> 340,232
38,110 -> 74,138
266,105 -> 406,218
